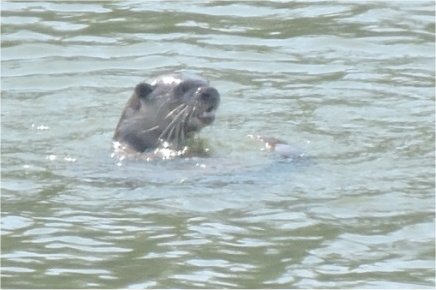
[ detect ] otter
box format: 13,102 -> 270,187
113,73 -> 220,153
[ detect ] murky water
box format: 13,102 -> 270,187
1,1 -> 435,288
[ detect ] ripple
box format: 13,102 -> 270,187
39,21 -> 88,31
1,215 -> 34,231
45,268 -> 112,275
1,16 -> 40,25
1,1 -> 434,289
2,2 -> 112,13
1,266 -> 35,273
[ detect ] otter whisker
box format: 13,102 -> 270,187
159,105 -> 189,142
140,125 -> 159,134
179,122 -> 185,147
156,97 -> 175,117
185,102 -> 198,126
167,122 -> 177,145
164,103 -> 187,120
172,122 -> 179,149
159,108 -> 186,137
178,105 -> 194,146
172,104 -> 195,149
175,121 -> 183,149
171,106 -> 191,149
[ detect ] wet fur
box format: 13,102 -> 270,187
114,74 -> 219,153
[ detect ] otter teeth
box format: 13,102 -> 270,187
199,111 -> 215,118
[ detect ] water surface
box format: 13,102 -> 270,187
1,1 -> 435,288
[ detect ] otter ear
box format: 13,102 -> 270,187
135,83 -> 153,100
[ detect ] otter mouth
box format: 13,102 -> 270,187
156,84 -> 220,147
197,105 -> 216,124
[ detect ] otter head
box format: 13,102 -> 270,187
113,73 -> 220,152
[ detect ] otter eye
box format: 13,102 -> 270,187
177,82 -> 193,94
135,83 -> 153,99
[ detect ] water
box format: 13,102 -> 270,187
1,1 -> 435,288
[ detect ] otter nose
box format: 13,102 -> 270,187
198,87 -> 219,104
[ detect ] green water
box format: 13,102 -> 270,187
1,1 -> 435,288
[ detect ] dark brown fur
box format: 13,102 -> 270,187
114,73 -> 220,152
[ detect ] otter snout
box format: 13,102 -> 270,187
194,86 -> 220,126
197,87 -> 220,110
198,87 -> 219,102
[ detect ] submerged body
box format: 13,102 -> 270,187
114,72 -> 304,161
114,73 -> 220,153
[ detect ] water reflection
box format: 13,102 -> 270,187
1,0 -> 435,288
